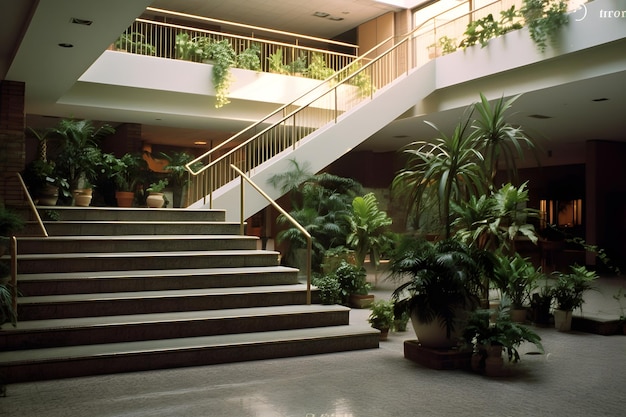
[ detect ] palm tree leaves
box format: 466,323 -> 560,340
393,93 -> 538,239
346,193 -> 393,267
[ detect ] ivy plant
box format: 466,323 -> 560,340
521,0 -> 569,52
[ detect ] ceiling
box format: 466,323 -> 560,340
2,0 -> 625,165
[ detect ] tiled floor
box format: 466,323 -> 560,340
2,277 -> 625,417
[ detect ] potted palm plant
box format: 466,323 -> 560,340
551,265 -> 598,331
346,192 -> 393,272
390,237 -> 495,349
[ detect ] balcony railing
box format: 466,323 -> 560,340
183,0 -> 581,207
113,8 -> 359,77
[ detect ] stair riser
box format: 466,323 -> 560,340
37,207 -> 226,222
17,253 -> 279,274
2,333 -> 379,383
17,237 -> 258,254
18,272 -> 300,296
22,222 -> 242,236
18,291 -> 311,320
1,311 -> 350,350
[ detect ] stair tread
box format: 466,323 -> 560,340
0,325 -> 378,364
18,284 -> 310,304
17,265 -> 298,281
15,234 -> 257,241
14,249 -> 279,260
2,304 -> 350,331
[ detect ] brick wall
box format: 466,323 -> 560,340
0,80 -> 26,206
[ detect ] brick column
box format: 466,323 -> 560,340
0,80 -> 26,206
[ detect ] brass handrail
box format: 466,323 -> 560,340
230,164 -> 312,305
16,172 -> 48,237
10,236 -> 18,324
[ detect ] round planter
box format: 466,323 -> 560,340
74,194 -> 92,207
484,345 -> 506,377
376,327 -> 390,341
38,184 -> 59,206
146,193 -> 164,208
115,191 -> 134,207
554,309 -> 573,332
510,308 -> 527,323
410,309 -> 467,349
348,293 -> 374,309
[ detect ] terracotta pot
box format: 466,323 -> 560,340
510,308 -> 527,323
115,191 -> 134,207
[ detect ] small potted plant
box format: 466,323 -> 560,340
368,300 -> 395,340
311,273 -> 342,305
463,305 -> 543,376
334,260 -> 372,308
145,178 -> 168,208
493,254 -> 542,322
551,265 -> 598,331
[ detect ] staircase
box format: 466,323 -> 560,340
0,207 -> 378,383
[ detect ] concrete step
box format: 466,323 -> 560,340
35,206 -> 227,222
21,220 -> 243,236
0,325 -> 380,383
0,304 -> 351,350
15,250 -> 280,274
15,235 -> 258,254
17,284 -> 315,320
17,266 -> 300,296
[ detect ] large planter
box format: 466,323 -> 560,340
510,308 -> 527,323
554,309 -> 573,332
410,309 -> 467,349
349,293 -> 374,309
146,193 -> 165,208
115,191 -> 134,207
37,184 -> 59,206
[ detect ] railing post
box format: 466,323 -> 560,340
239,176 -> 245,235
10,236 -> 17,322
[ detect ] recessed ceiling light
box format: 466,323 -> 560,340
71,17 -> 93,26
58,43 -> 74,48
393,135 -> 410,138
592,97 -> 609,102
328,16 -> 344,21
313,11 -> 330,18
528,114 -> 552,119
194,141 -> 207,145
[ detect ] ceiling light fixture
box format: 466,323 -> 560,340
194,141 -> 207,145
528,114 -> 552,119
313,11 -> 330,18
71,17 -> 93,26
58,43 -> 74,48
592,97 -> 609,102
328,16 -> 344,21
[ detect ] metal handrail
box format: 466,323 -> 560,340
230,164 -> 312,304
16,172 -> 48,237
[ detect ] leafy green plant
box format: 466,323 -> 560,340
460,6 -> 523,49
204,39 -> 237,108
335,260 -> 369,302
175,33 -> 204,62
368,300 -> 395,330
146,178 -> 168,193
114,32 -> 155,55
521,0 -> 569,52
551,265 -> 598,311
267,49 -> 289,75
346,192 -> 393,268
390,237 -> 495,338
307,52 -> 334,80
439,36 -> 458,55
288,53 -> 307,75
101,152 -> 147,192
493,254 -> 542,309
312,273 -> 342,305
463,306 -> 543,363
236,43 -> 261,71
50,119 -> 115,194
